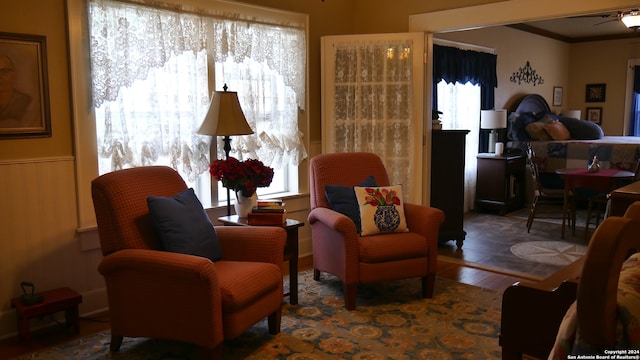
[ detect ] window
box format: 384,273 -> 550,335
69,0 -> 308,226
436,80 -> 481,212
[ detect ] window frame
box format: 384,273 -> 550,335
67,0 -> 309,230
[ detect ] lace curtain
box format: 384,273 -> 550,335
88,0 -> 307,181
329,40 -> 416,201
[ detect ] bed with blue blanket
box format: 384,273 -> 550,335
506,94 -> 640,188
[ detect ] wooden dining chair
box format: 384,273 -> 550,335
525,143 -> 573,233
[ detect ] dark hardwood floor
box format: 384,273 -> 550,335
0,209 -> 575,359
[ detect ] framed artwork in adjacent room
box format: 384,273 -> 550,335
552,86 -> 563,106
586,107 -> 602,125
585,83 -> 606,103
0,32 -> 51,138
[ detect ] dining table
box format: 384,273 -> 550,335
555,167 -> 635,239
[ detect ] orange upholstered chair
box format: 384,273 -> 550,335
91,166 -> 286,357
308,152 -> 445,310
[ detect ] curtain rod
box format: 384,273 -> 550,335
433,38 -> 495,54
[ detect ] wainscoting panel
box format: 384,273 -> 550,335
0,157 -> 106,340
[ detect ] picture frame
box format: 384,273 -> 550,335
585,83 -> 606,103
0,32 -> 51,138
586,107 -> 603,125
552,86 -> 563,106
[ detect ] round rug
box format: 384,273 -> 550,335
510,241 -> 587,266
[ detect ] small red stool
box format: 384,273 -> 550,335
11,287 -> 83,342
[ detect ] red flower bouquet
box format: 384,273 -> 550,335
362,187 -> 401,207
209,157 -> 274,197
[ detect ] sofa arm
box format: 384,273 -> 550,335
216,226 -> 286,265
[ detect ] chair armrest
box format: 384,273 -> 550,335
216,226 -> 286,265
403,203 -> 445,240
98,248 -> 219,281
499,281 -> 577,360
308,207 -> 359,236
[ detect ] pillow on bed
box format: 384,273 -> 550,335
508,112 -> 543,141
559,116 -> 604,140
525,121 -> 553,140
544,120 -> 571,140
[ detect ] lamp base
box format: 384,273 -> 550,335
488,130 -> 498,153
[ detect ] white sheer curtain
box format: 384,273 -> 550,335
329,40 -> 417,200
437,80 -> 481,212
89,0 -> 307,182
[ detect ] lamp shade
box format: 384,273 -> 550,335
198,89 -> 253,136
622,12 -> 640,29
561,109 -> 582,120
480,109 -> 507,130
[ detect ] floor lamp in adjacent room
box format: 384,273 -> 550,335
198,84 -> 254,216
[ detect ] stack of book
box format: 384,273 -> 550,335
247,199 -> 286,225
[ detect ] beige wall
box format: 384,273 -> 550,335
0,0 -> 73,160
435,26 -> 571,112
437,26 -> 640,136
569,39 -> 640,135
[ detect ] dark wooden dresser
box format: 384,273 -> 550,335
430,129 -> 469,249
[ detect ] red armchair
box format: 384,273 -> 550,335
91,166 -> 286,357
308,152 -> 445,310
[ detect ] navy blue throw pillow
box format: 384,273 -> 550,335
325,176 -> 378,233
147,188 -> 222,262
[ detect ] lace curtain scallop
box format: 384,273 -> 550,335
330,40 -> 416,201
89,0 -> 308,180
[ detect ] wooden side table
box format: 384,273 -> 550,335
11,287 -> 83,343
217,215 -> 304,305
475,153 -> 526,214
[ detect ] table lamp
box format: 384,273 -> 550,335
480,109 -> 507,153
198,84 -> 254,216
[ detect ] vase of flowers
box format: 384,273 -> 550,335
362,187 -> 401,232
209,157 -> 274,217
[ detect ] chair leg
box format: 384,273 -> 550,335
526,197 -> 538,232
585,200 -> 593,240
422,274 -> 435,298
313,269 -> 320,281
344,283 -> 357,311
109,334 -> 124,352
267,306 -> 282,335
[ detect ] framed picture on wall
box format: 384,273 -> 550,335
552,86 -> 563,106
585,83 -> 606,103
586,107 -> 603,125
0,32 -> 51,138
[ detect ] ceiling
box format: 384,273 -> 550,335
511,11 -> 640,43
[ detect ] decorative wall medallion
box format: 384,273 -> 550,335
509,61 -> 544,86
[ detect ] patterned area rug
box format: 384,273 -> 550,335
510,241 -> 588,266
14,270 -> 503,359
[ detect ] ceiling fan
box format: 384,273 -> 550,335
589,10 -> 640,30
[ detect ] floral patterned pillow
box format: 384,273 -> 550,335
354,185 -> 409,236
